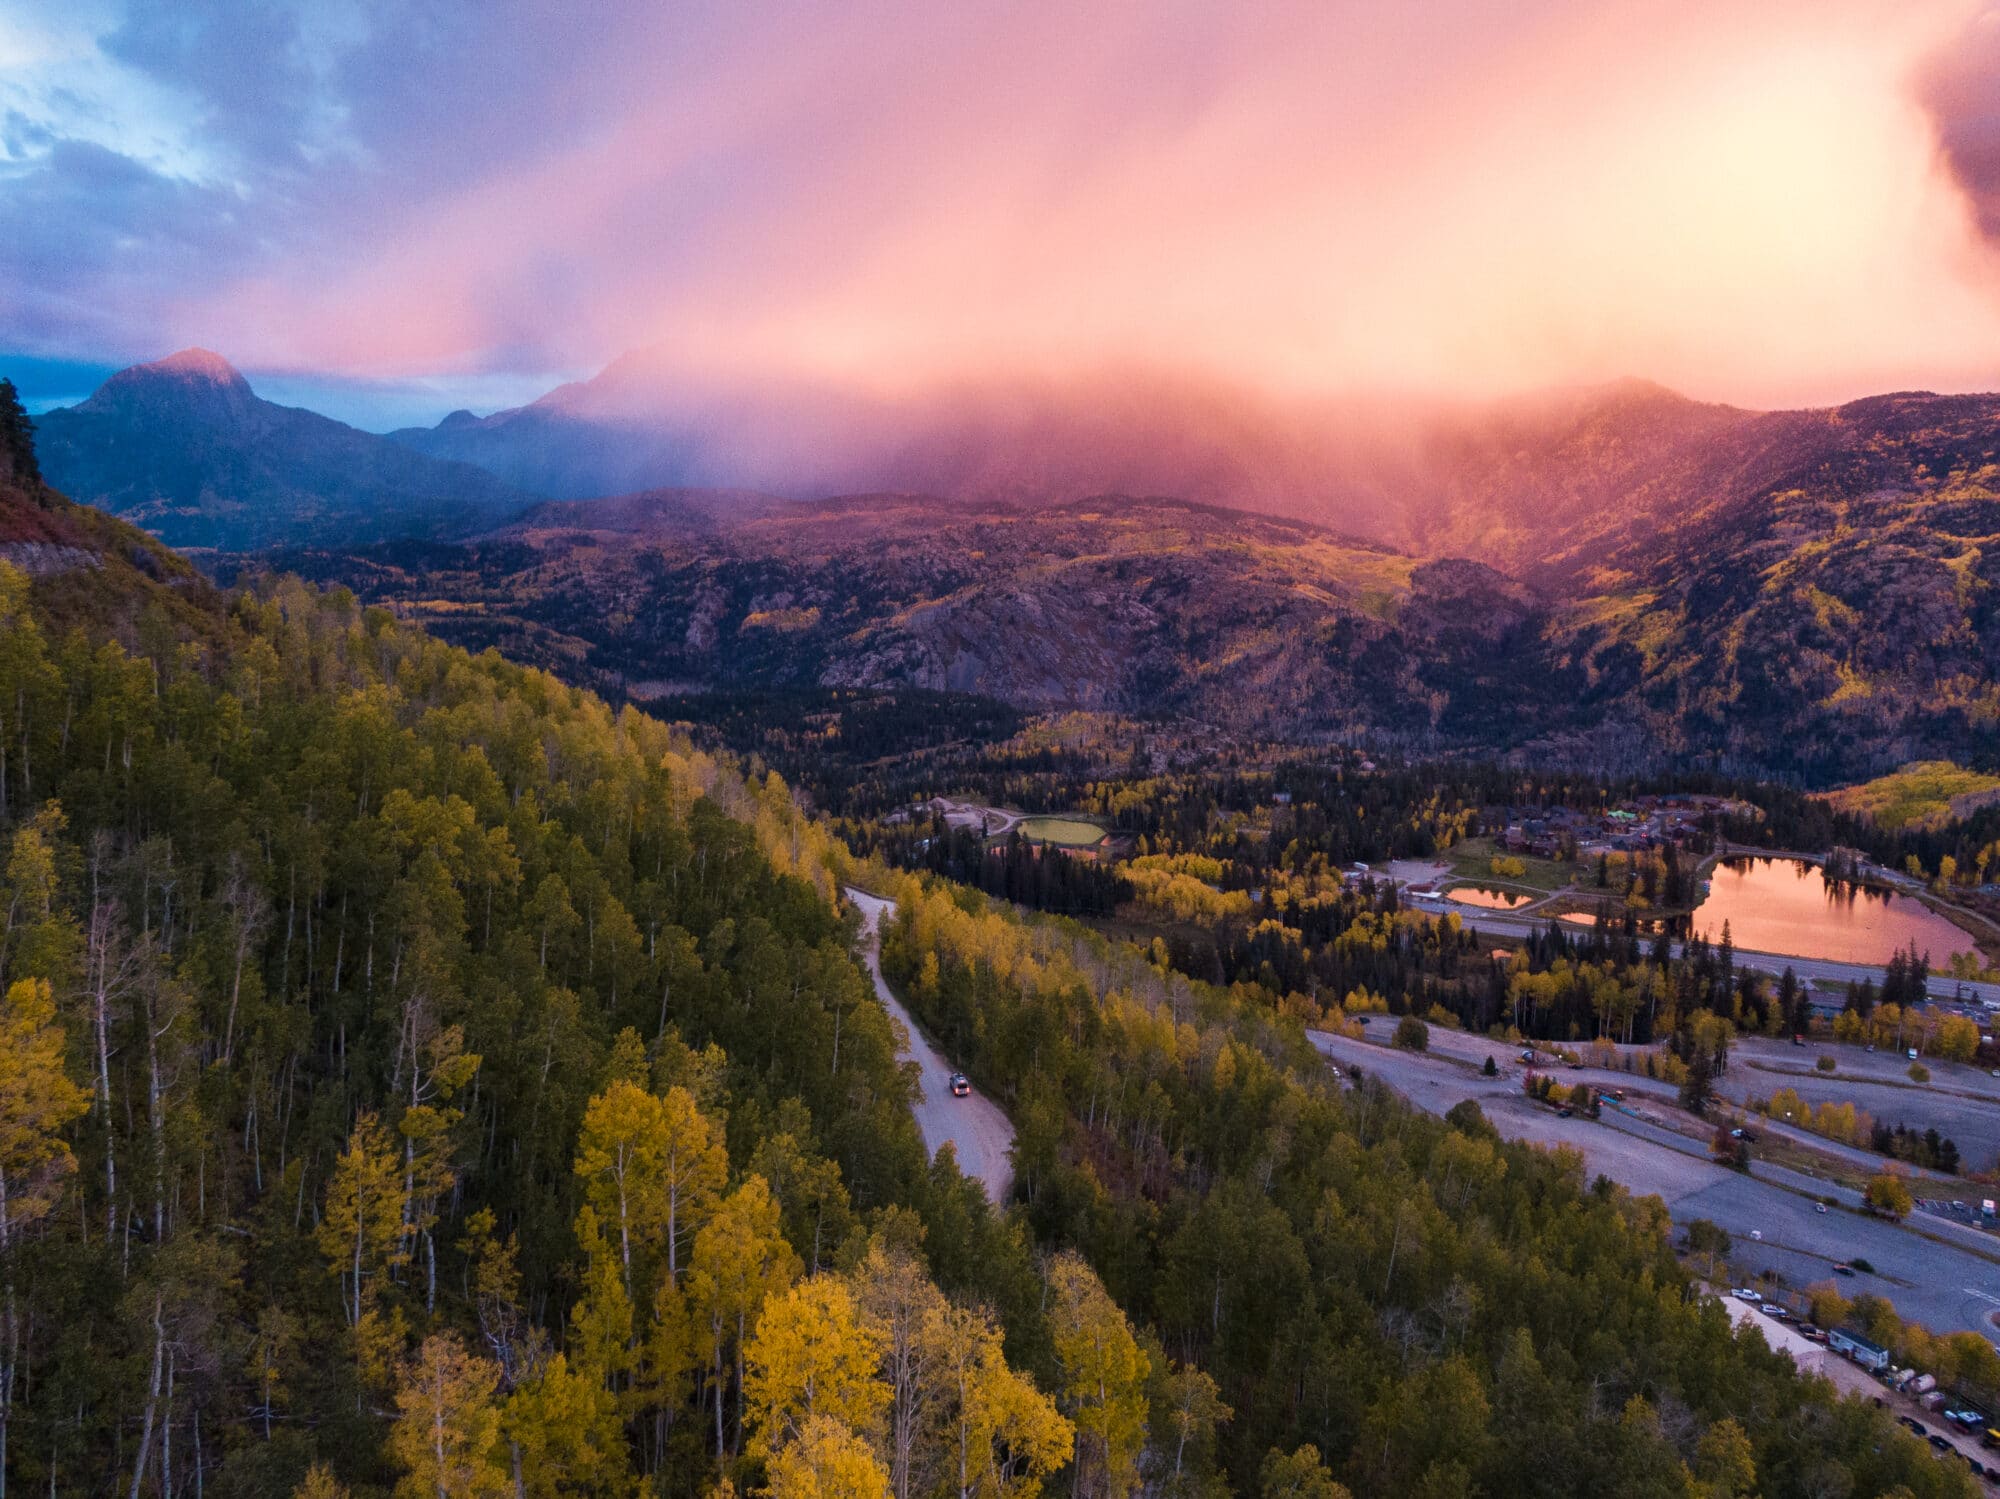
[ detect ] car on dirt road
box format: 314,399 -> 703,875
949,1073 -> 971,1098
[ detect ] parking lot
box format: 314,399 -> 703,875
1719,1296 -> 2000,1487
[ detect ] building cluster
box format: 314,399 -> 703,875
1490,794 -> 1746,860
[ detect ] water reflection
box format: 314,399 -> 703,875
1683,857 -> 1970,966
1447,885 -> 1532,911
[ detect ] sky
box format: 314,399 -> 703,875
4,0 -> 2000,429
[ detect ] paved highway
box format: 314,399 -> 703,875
845,887 -> 1016,1205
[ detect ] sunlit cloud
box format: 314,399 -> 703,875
5,0 -> 2000,414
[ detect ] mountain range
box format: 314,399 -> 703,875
16,347 -> 2000,781
33,350 -> 535,549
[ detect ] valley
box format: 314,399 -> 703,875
6,365 -> 2000,1497
15,5 -> 2000,1492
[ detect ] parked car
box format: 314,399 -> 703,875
1928,1434 -> 1952,1453
1760,1304 -> 1789,1321
948,1073 -> 971,1098
1833,1263 -> 1857,1277
1815,1203 -> 1829,1214
1520,1050 -> 1536,1063
1732,1288 -> 1761,1302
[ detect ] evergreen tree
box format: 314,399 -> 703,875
0,382 -> 37,488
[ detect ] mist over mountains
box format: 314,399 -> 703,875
385,351 -> 1765,571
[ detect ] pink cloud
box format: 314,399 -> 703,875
182,0 -> 2000,407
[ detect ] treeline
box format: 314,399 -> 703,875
857,819 -> 1132,916
877,876 -> 1974,1498
1724,787 -> 2000,884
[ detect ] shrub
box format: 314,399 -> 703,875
1815,1054 -> 1836,1073
1907,1062 -> 1930,1083
1482,1055 -> 1498,1076
1393,1015 -> 1429,1052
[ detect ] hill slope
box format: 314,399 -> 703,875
34,350 -> 539,548
265,493 -> 1554,748
262,461 -> 2000,782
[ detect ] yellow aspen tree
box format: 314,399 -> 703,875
388,1332 -> 511,1499
1044,1251 -> 1149,1499
317,1113 -> 408,1328
848,1243 -> 948,1499
767,1413 -> 892,1499
246,1305 -> 301,1441
1693,1416 -> 1756,1499
687,1175 -> 801,1458
922,1299 -> 1071,1499
569,1207 -> 637,1389
292,1463 -> 351,1499
574,1081 -> 724,1298
657,1084 -> 729,1286
0,976 -> 87,1492
574,1082 -> 669,1302
502,1351 -> 635,1498
745,1275 -> 890,1459
1257,1445 -> 1351,1499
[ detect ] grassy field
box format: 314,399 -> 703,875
1443,836 -> 1577,894
1015,815 -> 1106,847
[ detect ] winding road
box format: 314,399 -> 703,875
845,886 -> 1016,1205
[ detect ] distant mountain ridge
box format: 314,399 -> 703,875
34,350 -> 540,549
384,351 -> 2000,580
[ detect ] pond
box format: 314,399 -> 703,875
1686,857 -> 1973,966
1014,816 -> 1105,847
1446,885 -> 1532,910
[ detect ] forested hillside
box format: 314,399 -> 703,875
0,409 -> 1978,1497
0,458 -> 1054,1495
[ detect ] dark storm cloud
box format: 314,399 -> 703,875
1916,6 -> 2000,250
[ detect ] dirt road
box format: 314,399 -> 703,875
845,887 -> 1016,1206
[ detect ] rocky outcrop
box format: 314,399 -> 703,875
0,542 -> 101,575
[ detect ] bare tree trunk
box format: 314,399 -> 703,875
129,1293 -> 165,1499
